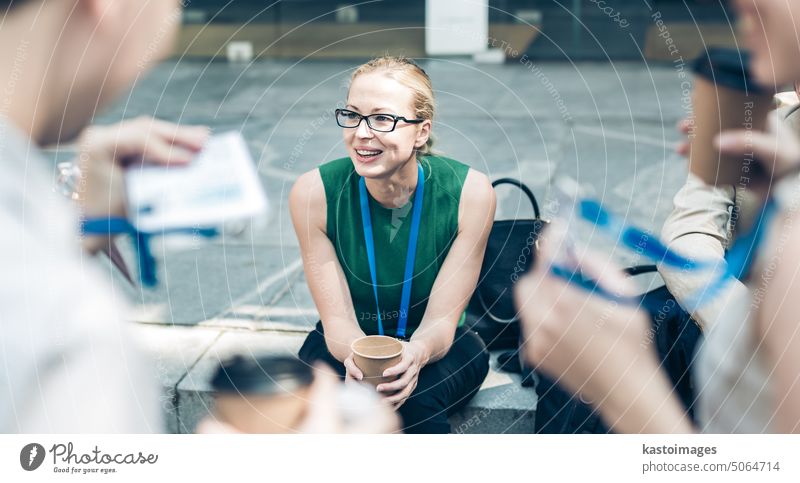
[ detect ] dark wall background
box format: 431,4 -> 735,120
183,0 -> 736,60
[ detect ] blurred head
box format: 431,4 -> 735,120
2,0 -> 182,143
342,56 -> 434,179
735,0 -> 800,86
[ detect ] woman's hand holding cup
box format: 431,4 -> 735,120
349,335 -> 403,386
348,335 -> 426,409
376,340 -> 427,409
343,352 -> 364,382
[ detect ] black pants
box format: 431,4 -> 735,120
299,322 -> 490,433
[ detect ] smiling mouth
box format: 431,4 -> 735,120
355,148 -> 383,158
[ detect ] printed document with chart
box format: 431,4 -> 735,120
125,131 -> 268,233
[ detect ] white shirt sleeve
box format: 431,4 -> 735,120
0,123 -> 160,433
0,211 -> 160,433
658,173 -> 748,329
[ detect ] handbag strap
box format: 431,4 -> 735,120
491,178 -> 541,219
623,264 -> 659,277
103,240 -> 135,286
80,217 -> 218,287
476,179 -> 543,324
477,288 -> 518,324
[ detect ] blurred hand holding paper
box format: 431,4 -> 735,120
125,131 -> 268,233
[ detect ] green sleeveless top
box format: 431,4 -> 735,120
319,155 -> 470,337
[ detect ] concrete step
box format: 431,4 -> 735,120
134,323 -> 537,434
449,357 -> 537,434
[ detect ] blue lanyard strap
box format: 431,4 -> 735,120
578,199 -> 715,272
359,163 -> 425,338
80,217 -> 217,287
551,196 -> 778,311
725,197 -> 777,280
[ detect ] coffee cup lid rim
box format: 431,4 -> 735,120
351,336 -> 403,359
692,48 -> 770,95
211,355 -> 313,396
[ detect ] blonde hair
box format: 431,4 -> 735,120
349,56 -> 436,156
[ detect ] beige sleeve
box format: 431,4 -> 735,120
658,174 -> 745,329
661,173 -> 735,251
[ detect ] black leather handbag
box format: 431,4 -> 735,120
466,178 -> 548,350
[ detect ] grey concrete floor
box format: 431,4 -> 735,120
72,58 -> 690,432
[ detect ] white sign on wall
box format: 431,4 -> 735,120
425,0 -> 489,55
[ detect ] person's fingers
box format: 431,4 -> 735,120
148,117 -> 210,151
89,124 -> 191,166
674,118 -> 694,157
299,362 -> 342,433
97,118 -> 207,166
716,130 -> 781,176
675,141 -> 690,157
717,116 -> 800,180
384,383 -> 412,405
715,128 -> 767,155
676,117 -> 694,135
376,364 -> 417,393
386,378 -> 417,408
137,136 -> 196,166
343,355 -> 363,381
381,352 -> 412,377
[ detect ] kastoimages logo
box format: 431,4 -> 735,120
20,443 -> 46,471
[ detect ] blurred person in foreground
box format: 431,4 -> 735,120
516,0 -> 800,433
0,0 -> 392,433
661,82 -> 800,331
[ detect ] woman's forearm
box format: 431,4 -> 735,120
322,317 -> 367,362
409,317 -> 457,365
406,169 -> 494,367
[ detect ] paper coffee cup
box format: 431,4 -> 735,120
351,335 -> 403,387
690,48 -> 775,186
689,76 -> 772,186
214,387 -> 311,434
210,355 -> 313,433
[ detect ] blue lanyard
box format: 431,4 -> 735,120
80,217 -> 217,287
359,163 -> 425,338
550,196 -> 778,311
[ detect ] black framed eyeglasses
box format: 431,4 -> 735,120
335,108 -> 424,133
